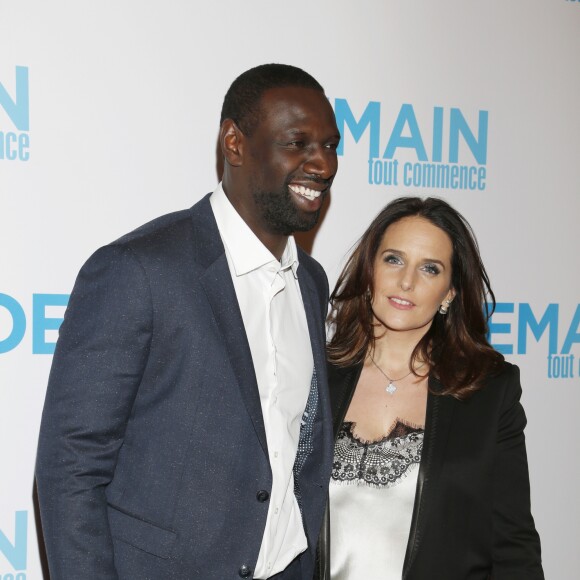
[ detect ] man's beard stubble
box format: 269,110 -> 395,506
252,183 -> 325,236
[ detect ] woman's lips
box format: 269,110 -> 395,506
388,296 -> 415,310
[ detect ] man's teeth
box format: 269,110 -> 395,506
289,184 -> 321,201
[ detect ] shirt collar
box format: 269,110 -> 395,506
210,183 -> 299,278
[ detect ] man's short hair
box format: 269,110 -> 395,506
220,63 -> 325,136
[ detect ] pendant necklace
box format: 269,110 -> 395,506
370,354 -> 422,395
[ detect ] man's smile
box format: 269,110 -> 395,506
288,183 -> 323,201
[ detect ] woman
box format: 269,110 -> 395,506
317,197 -> 543,579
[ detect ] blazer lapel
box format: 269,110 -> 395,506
191,196 -> 268,457
297,266 -> 334,481
298,270 -> 326,387
327,363 -> 363,437
403,377 -> 455,578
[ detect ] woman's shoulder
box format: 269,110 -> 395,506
435,360 -> 523,410
486,359 -> 519,382
483,360 -> 521,393
469,360 -> 524,414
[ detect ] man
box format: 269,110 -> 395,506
35,64 -> 340,580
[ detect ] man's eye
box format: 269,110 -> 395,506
288,141 -> 304,147
325,142 -> 339,150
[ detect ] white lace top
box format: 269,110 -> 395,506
329,421 -> 423,580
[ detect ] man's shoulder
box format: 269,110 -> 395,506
112,193 -> 212,249
79,194 -> 217,274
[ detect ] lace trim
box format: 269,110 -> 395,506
331,421 -> 423,488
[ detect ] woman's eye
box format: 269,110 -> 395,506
384,254 -> 402,265
423,264 -> 440,275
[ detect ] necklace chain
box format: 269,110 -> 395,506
369,355 -> 423,395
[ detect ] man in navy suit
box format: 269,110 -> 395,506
35,64 -> 341,580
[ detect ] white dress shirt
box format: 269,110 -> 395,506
210,184 -> 314,578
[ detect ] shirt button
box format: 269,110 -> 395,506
256,490 -> 270,502
274,451 -> 279,458
238,564 -> 252,578
275,507 -> 279,515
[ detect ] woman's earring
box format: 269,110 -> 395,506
438,299 -> 452,315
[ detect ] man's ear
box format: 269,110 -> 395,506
219,119 -> 244,167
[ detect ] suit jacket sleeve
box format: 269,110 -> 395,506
491,364 -> 544,579
36,244 -> 153,580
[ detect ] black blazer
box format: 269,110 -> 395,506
317,361 -> 544,580
36,194 -> 334,580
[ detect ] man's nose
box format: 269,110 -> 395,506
303,145 -> 337,181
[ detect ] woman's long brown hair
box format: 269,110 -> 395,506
327,197 -> 504,399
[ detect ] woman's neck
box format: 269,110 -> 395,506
369,327 -> 428,374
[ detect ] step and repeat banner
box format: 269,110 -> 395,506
1,1 -> 579,578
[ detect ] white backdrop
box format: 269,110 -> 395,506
1,1 -> 579,578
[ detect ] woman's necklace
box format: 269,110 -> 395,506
369,354 -> 423,395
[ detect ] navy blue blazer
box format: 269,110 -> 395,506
36,194 -> 334,579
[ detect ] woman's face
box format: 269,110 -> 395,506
371,215 -> 455,338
